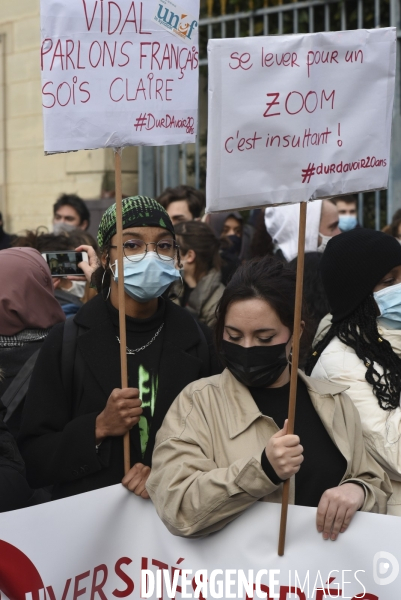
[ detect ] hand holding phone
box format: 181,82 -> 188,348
42,251 -> 89,277
73,245 -> 101,283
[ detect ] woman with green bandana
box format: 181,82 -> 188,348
19,196 -> 219,501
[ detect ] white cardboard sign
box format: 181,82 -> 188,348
40,0 -> 200,153
0,484 -> 401,599
206,28 -> 396,212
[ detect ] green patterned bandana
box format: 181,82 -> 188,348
97,196 -> 175,248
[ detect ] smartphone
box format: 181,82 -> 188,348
41,251 -> 88,277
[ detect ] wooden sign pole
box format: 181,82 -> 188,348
114,148 -> 131,476
278,200 -> 308,556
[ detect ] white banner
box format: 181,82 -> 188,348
40,0 -> 200,153
206,28 -> 396,212
0,484 -> 401,599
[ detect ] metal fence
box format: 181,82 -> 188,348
138,0 -> 401,229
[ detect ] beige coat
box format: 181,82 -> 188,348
170,269 -> 225,328
313,317 -> 401,515
147,369 -> 391,537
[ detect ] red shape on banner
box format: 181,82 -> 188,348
0,540 -> 44,600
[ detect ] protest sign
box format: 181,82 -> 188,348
0,484 -> 400,599
206,28 -> 396,212
40,0 -> 201,469
40,0 -> 200,153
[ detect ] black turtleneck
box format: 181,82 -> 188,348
106,299 -> 165,460
249,379 -> 347,507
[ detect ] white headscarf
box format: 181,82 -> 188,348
264,201 -> 323,262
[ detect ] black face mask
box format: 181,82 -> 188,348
226,234 -> 242,256
220,339 -> 289,388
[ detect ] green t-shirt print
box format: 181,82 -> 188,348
137,364 -> 158,457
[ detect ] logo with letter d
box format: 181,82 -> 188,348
373,551 -> 400,586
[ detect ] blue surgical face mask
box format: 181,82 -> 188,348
111,253 -> 180,303
339,215 -> 358,232
374,282 -> 401,329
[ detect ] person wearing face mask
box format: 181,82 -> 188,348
206,211 -> 254,285
306,228 -> 401,516
172,221 -> 225,328
11,230 -> 89,317
264,199 -> 341,261
318,199 -> 342,251
330,195 -> 359,232
52,194 -> 90,234
19,196 -> 219,501
146,257 -> 390,538
64,230 -> 101,305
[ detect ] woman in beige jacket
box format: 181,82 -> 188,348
307,228 -> 401,516
147,257 -> 391,538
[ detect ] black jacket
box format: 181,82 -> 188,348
0,404 -> 36,512
19,294 -> 219,499
0,340 -> 44,437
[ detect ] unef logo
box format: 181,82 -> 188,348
154,1 -> 198,43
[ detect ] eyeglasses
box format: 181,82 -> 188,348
110,239 -> 179,262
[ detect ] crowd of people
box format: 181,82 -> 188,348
1,187 -> 401,542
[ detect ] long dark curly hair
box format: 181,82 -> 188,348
305,294 -> 401,411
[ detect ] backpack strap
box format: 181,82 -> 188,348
2,349 -> 41,423
1,318 -> 86,425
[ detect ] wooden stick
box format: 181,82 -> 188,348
278,201 -> 308,556
114,149 -> 131,476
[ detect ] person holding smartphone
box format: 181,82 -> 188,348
19,196 -> 219,500
11,230 -> 93,315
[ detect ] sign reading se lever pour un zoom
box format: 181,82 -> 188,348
206,28 -> 396,212
40,0 -> 200,153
